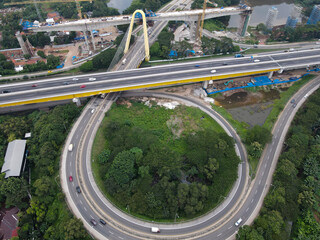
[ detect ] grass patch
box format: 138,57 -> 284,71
211,104 -> 249,140
263,74 -> 315,131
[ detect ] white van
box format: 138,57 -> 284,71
68,144 -> 73,152
151,227 -> 160,233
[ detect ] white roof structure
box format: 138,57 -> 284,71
1,140 -> 26,178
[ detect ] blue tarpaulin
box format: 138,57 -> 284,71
206,74 -> 310,95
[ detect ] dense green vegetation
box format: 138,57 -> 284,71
237,88 -> 320,240
268,22 -> 320,43
0,104 -> 90,239
93,99 -> 240,220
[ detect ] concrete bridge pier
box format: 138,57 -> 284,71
188,21 -> 197,42
73,98 -> 81,106
237,10 -> 252,37
202,80 -> 209,89
268,71 -> 274,79
15,31 -> 29,55
90,30 -> 96,52
83,30 -> 90,51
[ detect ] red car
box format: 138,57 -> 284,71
80,85 -> 86,88
69,176 -> 73,182
32,84 -> 37,87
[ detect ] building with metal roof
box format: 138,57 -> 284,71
1,140 -> 26,178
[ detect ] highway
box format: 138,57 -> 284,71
61,74 -> 320,239
0,48 -> 320,107
62,91 -> 248,240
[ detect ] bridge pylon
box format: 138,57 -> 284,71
124,10 -> 150,62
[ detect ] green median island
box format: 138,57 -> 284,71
92,97 -> 240,221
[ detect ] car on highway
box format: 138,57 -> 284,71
235,218 -> 243,226
48,70 -> 52,73
80,85 -> 86,88
222,62 -> 228,65
90,219 -> 97,226
72,78 -> 79,81
151,227 -> 160,233
76,186 -> 81,193
211,70 -> 217,73
253,59 -> 260,63
2,90 -> 11,93
291,99 -> 295,104
69,176 -> 73,182
195,65 -> 200,67
32,84 -> 37,87
89,77 -> 96,81
91,109 -> 95,113
63,82 -> 70,85
99,219 -> 106,225
304,93 -> 309,98
292,103 -> 297,108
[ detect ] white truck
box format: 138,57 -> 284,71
122,58 -> 127,65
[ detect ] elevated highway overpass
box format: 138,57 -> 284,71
0,48 -> 319,108
30,6 -> 250,33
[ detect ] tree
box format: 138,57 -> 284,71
24,54 -> 31,60
37,50 -> 46,59
79,60 -> 93,72
204,158 -> 219,181
150,42 -> 161,57
0,174 -> 29,208
92,48 -> 116,69
46,55 -> 60,69
64,217 -> 87,240
236,225 -> 264,240
158,30 -> 174,48
255,210 -> 284,237
33,176 -> 55,204
105,150 -> 136,190
245,125 -> 272,146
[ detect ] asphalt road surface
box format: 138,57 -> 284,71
0,48 -> 319,106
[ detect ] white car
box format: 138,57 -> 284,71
89,78 -> 96,81
211,70 -> 217,73
72,78 -> 79,81
254,59 -> 260,63
235,218 -> 243,226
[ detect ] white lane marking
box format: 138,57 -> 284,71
228,226 -> 232,229
246,207 -> 249,212
84,207 -> 87,212
90,215 -> 94,219
259,180 -> 261,185
251,198 -> 254,203
255,190 -> 258,194
262,171 -> 265,176
109,231 -> 114,234
69,162 -> 72,167
79,126 -> 83,132
79,200 -> 83,205
217,233 -> 222,237
72,182 -> 74,187
264,163 -> 267,168
76,134 -> 79,139
118,237 -> 124,240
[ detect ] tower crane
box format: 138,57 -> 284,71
197,0 -> 217,42
5,0 -> 93,20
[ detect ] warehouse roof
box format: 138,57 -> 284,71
1,140 -> 26,178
